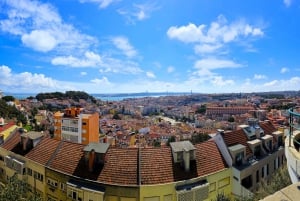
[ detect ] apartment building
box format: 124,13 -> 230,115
213,119 -> 285,197
54,107 -> 99,145
0,128 -> 231,201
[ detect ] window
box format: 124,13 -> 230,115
0,155 -> 3,161
27,168 -> 32,176
256,170 -> 259,183
177,152 -> 183,162
34,171 -> 43,182
82,122 -> 87,126
267,164 -> 269,176
47,178 -> 58,188
278,136 -> 283,147
235,151 -> 244,166
60,183 -> 66,191
254,145 -> 261,157
67,188 -> 82,201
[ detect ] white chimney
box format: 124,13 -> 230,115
183,148 -> 190,172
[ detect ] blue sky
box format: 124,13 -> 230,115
0,0 -> 300,94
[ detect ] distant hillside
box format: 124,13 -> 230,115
36,91 -> 97,103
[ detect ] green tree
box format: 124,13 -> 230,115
228,116 -> 235,122
1,96 -> 15,102
0,174 -> 42,201
167,135 -> 176,146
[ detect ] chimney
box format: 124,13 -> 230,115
183,148 -> 190,172
22,136 -> 29,151
88,149 -> 95,172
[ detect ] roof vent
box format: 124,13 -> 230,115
170,141 -> 196,172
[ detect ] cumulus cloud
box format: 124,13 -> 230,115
254,74 -> 267,80
51,51 -> 102,67
146,71 -> 156,78
167,15 -> 264,54
280,67 -> 289,73
21,30 -> 58,52
0,65 -> 58,91
91,77 -> 111,85
0,0 -> 97,53
79,0 -> 118,8
111,36 -> 137,58
118,2 -> 159,24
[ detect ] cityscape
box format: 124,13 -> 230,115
0,90 -> 300,200
1,0 -> 300,201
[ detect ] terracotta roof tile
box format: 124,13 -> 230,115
140,147 -> 174,185
1,130 -> 21,151
195,140 -> 227,177
48,141 -> 85,175
25,138 -> 61,165
222,129 -> 252,156
259,121 -> 277,134
98,148 -> 138,185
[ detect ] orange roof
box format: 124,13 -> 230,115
98,148 -> 138,185
222,129 -> 252,156
195,140 -> 228,177
140,147 -> 174,185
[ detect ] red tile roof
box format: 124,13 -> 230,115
25,138 -> 61,165
98,148 -> 138,185
195,140 -> 227,177
140,147 -> 174,185
222,129 -> 252,156
1,130 -> 20,151
259,121 -> 277,134
47,141 -> 85,175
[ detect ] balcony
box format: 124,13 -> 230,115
286,107 -> 300,183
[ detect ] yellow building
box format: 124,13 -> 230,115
1,119 -> 286,201
54,107 -> 99,145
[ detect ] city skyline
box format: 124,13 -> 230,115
1,0 -> 300,94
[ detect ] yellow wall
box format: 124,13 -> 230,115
140,182 -> 176,201
26,158 -> 47,200
104,185 -> 139,201
206,168 -> 232,201
140,168 -> 232,201
45,168 -> 69,201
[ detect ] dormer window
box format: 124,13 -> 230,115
228,144 -> 246,166
261,135 -> 273,153
235,152 -> 244,166
247,139 -> 262,159
272,131 -> 284,148
254,145 -> 261,157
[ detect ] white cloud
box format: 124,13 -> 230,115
0,0 -> 97,53
167,15 -> 264,54
91,77 -> 111,85
254,74 -> 267,80
0,65 -> 58,91
283,0 -> 292,7
167,66 -> 175,73
111,36 -> 137,58
210,76 -> 235,87
79,0 -> 118,8
81,72 -> 87,76
280,67 -> 289,73
117,2 -> 159,24
51,51 -> 102,67
194,44 -> 222,54
146,71 -> 156,78
21,30 -> 58,52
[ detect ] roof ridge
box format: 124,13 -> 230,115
46,140 -> 64,167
